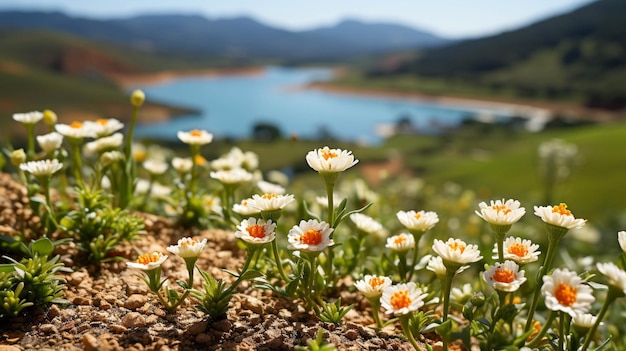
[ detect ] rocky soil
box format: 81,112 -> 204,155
0,173 -> 435,351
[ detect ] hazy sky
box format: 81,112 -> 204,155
0,0 -> 597,38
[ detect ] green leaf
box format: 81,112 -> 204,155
29,237 -> 55,257
0,263 -> 15,273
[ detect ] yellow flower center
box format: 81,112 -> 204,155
492,268 -> 515,283
321,149 -> 338,160
552,203 -> 572,216
136,253 -> 161,265
70,121 -> 83,129
247,224 -> 266,239
508,243 -> 528,257
179,238 -> 197,247
492,204 -> 512,215
96,119 -> 109,125
368,277 -> 386,289
194,154 -> 207,166
190,129 -> 202,137
393,236 -> 407,245
555,282 -> 577,306
134,150 -> 147,163
301,229 -> 323,245
448,241 -> 466,253
414,213 -> 422,220
390,289 -> 412,310
262,193 -> 279,200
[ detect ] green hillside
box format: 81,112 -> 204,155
343,0 -> 626,111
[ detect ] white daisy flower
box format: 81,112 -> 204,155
246,193 -> 295,212
232,198 -> 262,216
396,210 -> 439,232
596,262 -> 626,294
210,168 -> 254,185
177,129 -> 213,145
534,203 -> 586,229
87,118 -> 124,137
55,121 -> 96,140
234,218 -> 277,245
354,275 -> 392,298
432,238 -> 483,266
386,233 -> 415,252
350,213 -> 385,237
166,237 -> 207,259
100,151 -> 123,167
202,194 -> 223,216
492,237 -> 541,264
287,219 -> 334,252
13,111 -> 43,125
84,132 -> 123,154
143,159 -> 168,175
267,170 -> 289,186
475,199 -> 525,226
381,282 -> 428,316
483,260 -> 527,292
450,283 -> 474,304
305,146 -> 358,173
257,180 -> 286,195
126,252 -> 168,271
426,256 -> 469,277
618,231 -> 626,252
172,157 -> 193,173
541,268 -> 595,317
19,159 -> 63,177
572,313 -> 598,329
36,132 -> 64,153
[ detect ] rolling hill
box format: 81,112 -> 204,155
363,0 -> 626,110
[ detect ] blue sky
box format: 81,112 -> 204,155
0,0 -> 597,38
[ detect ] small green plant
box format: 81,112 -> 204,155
317,298 -> 353,325
0,237 -> 69,318
62,187 -> 144,264
295,328 -> 337,351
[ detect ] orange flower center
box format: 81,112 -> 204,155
321,149 -> 338,160
247,224 -> 266,239
262,193 -> 279,200
393,236 -> 407,245
70,121 -> 83,129
96,119 -> 109,125
136,253 -> 161,265
301,229 -> 323,245
555,283 -> 577,306
190,129 -> 202,137
448,241 -> 466,253
492,268 -> 515,283
508,243 -> 528,257
368,277 -> 386,289
492,204 -> 512,214
390,290 -> 412,310
179,238 -> 197,247
552,203 -> 572,216
194,154 -> 206,166
414,213 -> 422,220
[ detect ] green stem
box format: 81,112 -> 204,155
441,267 -> 457,351
399,314 -> 423,351
226,246 -> 258,295
525,238 -> 559,331
496,232 -> 505,262
407,231 -> 423,281
558,311 -> 565,351
527,310 -> 557,348
368,297 -> 384,330
25,124 -> 35,160
271,239 -> 291,283
398,252 -> 409,282
580,287 -> 619,351
70,142 -> 84,187
189,145 -> 199,193
124,105 -> 139,160
324,180 -> 336,284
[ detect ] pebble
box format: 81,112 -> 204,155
124,294 -> 147,310
241,296 -> 264,316
46,304 -> 62,319
39,324 -> 58,335
121,312 -> 147,328
195,333 -> 212,345
72,296 -> 92,306
0,346 -> 21,351
186,320 -> 209,336
68,271 -> 90,286
345,329 -> 359,340
82,333 -> 99,351
110,324 -> 128,334
211,319 -> 232,332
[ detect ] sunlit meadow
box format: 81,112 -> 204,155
2,90 -> 626,351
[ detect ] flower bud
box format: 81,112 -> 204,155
43,109 -> 57,126
130,89 -> 145,108
11,149 -> 26,166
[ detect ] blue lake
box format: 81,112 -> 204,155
133,66 -> 511,144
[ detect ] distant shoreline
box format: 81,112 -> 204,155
115,65 -> 624,127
